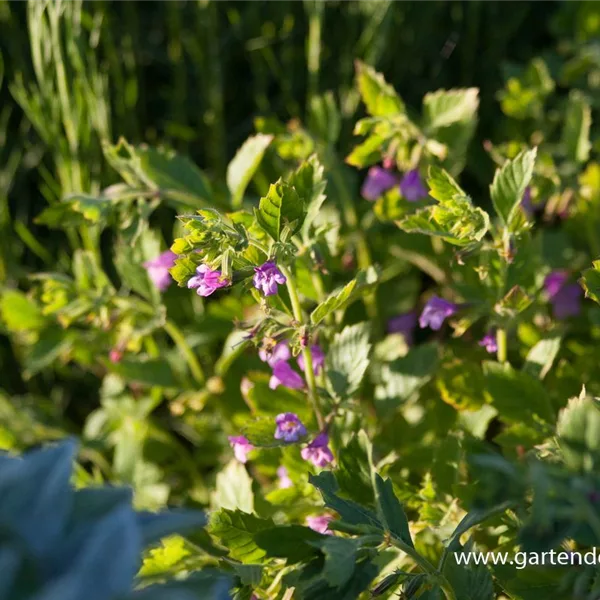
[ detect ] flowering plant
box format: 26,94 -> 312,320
2,21 -> 600,599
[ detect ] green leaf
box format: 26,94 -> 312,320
355,61 -> 404,117
522,336 -> 561,380
427,166 -> 466,202
336,433 -> 375,506
374,475 -> 413,548
227,562 -> 263,586
494,285 -> 533,318
561,91 -> 591,164
398,198 -> 489,247
0,290 -> 46,332
245,374 -> 313,422
326,323 -> 371,399
483,361 -> 554,424
310,267 -> 378,325
254,525 -> 324,562
317,536 -> 359,588
24,327 -> 73,377
35,194 -> 114,228
443,549 -> 494,600
227,134 -> 273,208
293,156 -> 328,240
212,460 -> 254,514
375,343 -> 439,412
310,471 -> 382,532
139,536 -> 190,577
423,88 -> 479,130
556,394 -> 600,472
255,179 -> 304,241
580,260 -> 600,305
489,148 -> 537,226
106,357 -> 178,388
209,509 -> 274,564
104,138 -> 213,209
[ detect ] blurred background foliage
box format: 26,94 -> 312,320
1,0 -> 600,505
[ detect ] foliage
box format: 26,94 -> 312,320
2,2 -> 600,599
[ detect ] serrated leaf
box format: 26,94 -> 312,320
317,536 -> 359,588
483,361 -> 554,424
336,434 -> 375,506
355,61 -> 404,117
293,156 -> 328,240
374,475 -> 413,548
557,395 -> 600,472
522,336 -> 561,380
490,148 -> 537,226
398,199 -> 489,247
562,91 -> 591,164
375,343 -> 439,412
209,509 -> 274,564
423,88 -> 479,130
227,134 -> 273,208
310,471 -> 382,531
212,460 -> 254,513
255,180 -> 304,241
310,267 -> 378,325
427,166 -> 466,202
580,260 -> 600,305
254,525 -> 324,562
326,323 -> 371,399
139,536 -> 190,577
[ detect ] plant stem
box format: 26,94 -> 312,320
164,320 -> 205,386
279,263 -> 324,429
306,0 -> 323,112
388,535 -> 457,600
496,328 -> 507,363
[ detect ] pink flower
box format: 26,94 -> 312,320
296,344 -> 325,375
399,170 -> 428,202
544,271 -> 582,319
187,264 -> 229,297
306,514 -> 333,535
277,466 -> 293,489
361,167 -> 397,201
253,261 -> 287,296
419,296 -> 459,331
143,250 -> 177,292
109,348 -> 123,363
274,413 -> 307,442
259,341 -> 291,367
479,331 -> 498,354
228,436 -> 254,463
301,432 -> 334,468
269,361 -> 305,390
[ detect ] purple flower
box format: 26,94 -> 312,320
187,264 -> 229,297
269,361 -> 305,390
297,344 -> 325,375
143,250 -> 177,292
479,331 -> 498,354
361,166 -> 397,201
544,271 -> 582,319
259,341 -> 291,367
228,436 -> 254,464
521,186 -> 545,217
306,514 -> 333,535
387,311 -> 417,345
399,170 -> 428,202
253,261 -> 287,296
274,412 -> 307,442
277,466 -> 293,489
301,432 -> 334,468
419,296 -> 459,330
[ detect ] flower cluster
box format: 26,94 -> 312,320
259,341 -> 325,390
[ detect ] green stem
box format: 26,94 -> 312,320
279,263 -> 324,429
306,0 -> 323,112
164,320 -> 205,386
389,535 -> 457,600
496,328 -> 507,363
